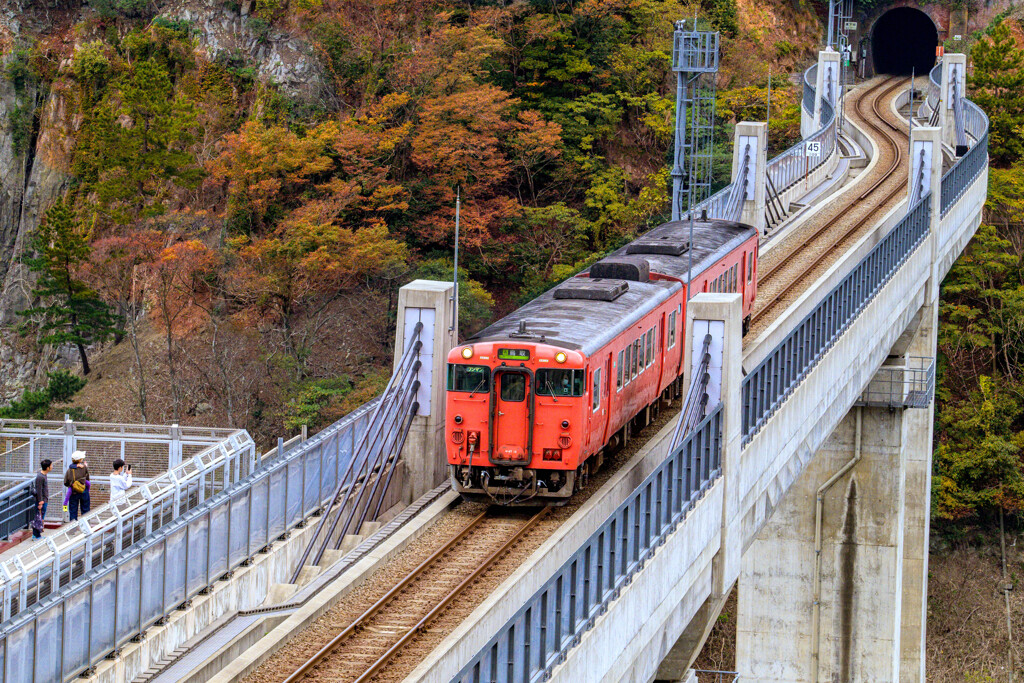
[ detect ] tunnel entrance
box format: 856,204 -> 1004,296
872,7 -> 938,75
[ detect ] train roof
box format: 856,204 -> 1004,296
470,278 -> 679,355
601,219 -> 755,282
468,218 -> 756,357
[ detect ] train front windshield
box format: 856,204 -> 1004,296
448,364 -> 490,393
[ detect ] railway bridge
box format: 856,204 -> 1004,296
0,30 -> 989,683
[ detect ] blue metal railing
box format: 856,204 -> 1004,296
0,398 -> 380,682
453,405 -> 723,683
941,101 -> 989,217
0,480 -> 35,541
741,197 -> 931,443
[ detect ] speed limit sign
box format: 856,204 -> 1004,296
806,141 -> 822,156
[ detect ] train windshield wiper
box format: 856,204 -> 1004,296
544,378 -> 559,403
468,377 -> 487,398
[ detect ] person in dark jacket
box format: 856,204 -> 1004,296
63,451 -> 90,521
32,459 -> 52,539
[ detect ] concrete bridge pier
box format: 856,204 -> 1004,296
734,402 -> 905,681
393,279 -> 456,504
733,113 -> 944,683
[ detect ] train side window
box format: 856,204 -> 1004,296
734,264 -> 738,290
646,329 -> 654,366
632,340 -> 640,378
624,345 -> 631,384
730,265 -> 736,292
592,368 -> 602,412
747,252 -> 754,282
617,350 -> 624,390
668,310 -> 677,348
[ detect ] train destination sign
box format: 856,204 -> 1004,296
497,348 -> 531,361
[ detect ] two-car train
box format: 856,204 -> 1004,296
444,217 -> 758,504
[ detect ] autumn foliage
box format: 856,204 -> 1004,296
14,0 -> 809,441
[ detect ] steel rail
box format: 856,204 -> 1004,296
751,76 -> 909,329
282,506 -> 550,683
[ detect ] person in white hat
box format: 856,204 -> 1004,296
63,451 -> 91,520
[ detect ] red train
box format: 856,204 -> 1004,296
445,217 -> 758,504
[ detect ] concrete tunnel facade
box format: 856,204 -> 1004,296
871,6 -> 939,75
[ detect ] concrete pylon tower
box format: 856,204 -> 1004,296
731,122 -> 767,235
940,53 -> 967,152
813,49 -> 841,127
393,280 -> 456,503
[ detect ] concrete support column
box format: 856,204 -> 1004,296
731,122 -> 767,236
897,306 -> 937,683
813,49 -> 841,127
940,53 -> 966,150
394,280 -> 456,503
655,293 -> 742,681
736,405 -> 909,682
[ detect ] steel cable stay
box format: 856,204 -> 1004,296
290,323 -> 423,583
669,333 -> 714,452
305,354 -> 421,569
330,378 -> 421,547
312,360 -> 421,563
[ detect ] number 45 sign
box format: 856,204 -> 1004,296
806,141 -> 822,157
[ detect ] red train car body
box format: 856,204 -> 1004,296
445,218 -> 758,504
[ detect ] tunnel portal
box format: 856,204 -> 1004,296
872,7 -> 938,75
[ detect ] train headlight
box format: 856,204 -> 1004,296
561,420 -> 570,429
454,415 -> 463,424
555,352 -> 567,364
461,347 -> 474,359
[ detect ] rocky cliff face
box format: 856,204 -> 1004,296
0,1 -> 326,398
163,0 -> 326,101
0,9 -> 75,327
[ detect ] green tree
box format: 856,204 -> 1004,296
21,199 -> 119,376
75,59 -> 202,222
968,20 -> 1024,167
934,376 -> 1024,520
0,370 -> 87,420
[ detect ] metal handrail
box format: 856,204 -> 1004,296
293,322 -> 424,579
0,479 -> 35,541
0,394 -> 383,681
0,428 -> 254,621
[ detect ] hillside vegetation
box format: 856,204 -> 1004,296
0,0 -> 813,439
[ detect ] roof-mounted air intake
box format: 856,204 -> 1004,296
590,258 -> 650,282
553,279 -> 628,302
626,234 -> 690,256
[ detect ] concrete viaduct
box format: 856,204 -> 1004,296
395,47 -> 987,683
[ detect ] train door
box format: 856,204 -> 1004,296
491,369 -> 532,462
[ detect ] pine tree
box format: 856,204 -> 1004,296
969,20 -> 1024,167
21,199 -> 119,375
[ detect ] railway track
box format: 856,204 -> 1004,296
749,76 -> 912,331
279,506 -> 550,683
